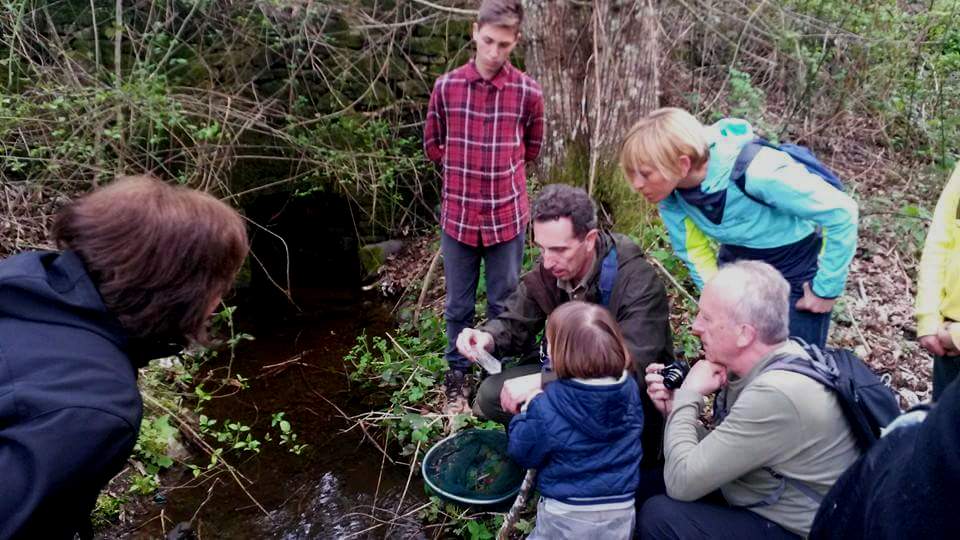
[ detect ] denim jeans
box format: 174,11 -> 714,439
441,230 -> 525,371
788,287 -> 831,348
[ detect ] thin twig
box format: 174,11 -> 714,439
305,385 -> 397,465
647,255 -> 699,306
408,0 -> 477,16
140,393 -> 269,516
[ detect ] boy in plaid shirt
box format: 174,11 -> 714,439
424,0 -> 544,414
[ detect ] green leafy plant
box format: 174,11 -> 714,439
90,493 -> 126,528
270,412 -> 309,455
132,415 -> 177,474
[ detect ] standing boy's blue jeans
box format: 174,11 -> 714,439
441,231 -> 525,371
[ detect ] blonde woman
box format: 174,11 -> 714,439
619,108 -> 858,347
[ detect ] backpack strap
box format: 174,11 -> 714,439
730,139 -> 776,208
737,339 -> 831,509
742,467 -> 824,508
598,246 -> 618,307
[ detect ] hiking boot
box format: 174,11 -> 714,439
443,369 -> 471,415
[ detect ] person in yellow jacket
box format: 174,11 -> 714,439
916,165 -> 960,400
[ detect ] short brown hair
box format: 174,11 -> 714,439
531,184 -> 598,239
53,176 -> 248,345
477,0 -> 523,31
546,301 -> 630,379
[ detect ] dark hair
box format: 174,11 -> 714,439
531,184 -> 598,238
53,175 -> 248,345
546,301 -> 630,379
477,0 -> 523,30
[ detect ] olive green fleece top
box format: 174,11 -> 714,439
664,341 -> 861,537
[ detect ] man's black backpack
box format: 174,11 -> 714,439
761,339 -> 901,451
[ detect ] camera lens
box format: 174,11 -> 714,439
660,360 -> 689,390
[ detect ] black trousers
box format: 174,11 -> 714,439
933,354 -> 960,401
638,495 -> 800,540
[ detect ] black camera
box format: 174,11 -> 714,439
660,359 -> 690,390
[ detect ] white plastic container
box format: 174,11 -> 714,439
474,348 -> 502,375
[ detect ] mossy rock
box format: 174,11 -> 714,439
396,79 -> 431,98
383,54 -> 414,81
358,240 -> 403,276
314,92 -> 350,114
446,20 -> 474,39
321,14 -> 350,34
328,30 -> 365,50
408,36 -> 448,58
414,19 -> 472,40
359,81 -> 395,109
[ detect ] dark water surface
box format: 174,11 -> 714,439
120,289 -> 429,539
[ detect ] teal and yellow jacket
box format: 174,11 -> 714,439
916,165 -> 960,342
659,118 -> 859,298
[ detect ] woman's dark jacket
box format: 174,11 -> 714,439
0,251 -> 143,539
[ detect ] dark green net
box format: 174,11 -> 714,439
422,429 -> 524,504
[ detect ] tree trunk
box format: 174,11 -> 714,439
522,0 -> 592,176
593,0 -> 660,152
523,0 -> 660,192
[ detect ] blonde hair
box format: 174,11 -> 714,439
619,107 -> 710,181
546,301 -> 631,379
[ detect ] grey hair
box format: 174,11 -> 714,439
711,260 -> 790,344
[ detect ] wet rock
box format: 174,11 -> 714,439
359,239 -> 404,277
166,521 -> 196,540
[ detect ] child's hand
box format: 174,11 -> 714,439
500,374 -> 542,415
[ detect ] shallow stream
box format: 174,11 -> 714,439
123,288 -> 429,539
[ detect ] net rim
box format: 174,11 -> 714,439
420,428 -> 522,505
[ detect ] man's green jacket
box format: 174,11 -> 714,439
480,231 -> 674,381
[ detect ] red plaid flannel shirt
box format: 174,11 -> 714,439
424,60 -> 544,247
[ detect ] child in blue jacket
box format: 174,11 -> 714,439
508,301 -> 643,539
619,108 -> 859,347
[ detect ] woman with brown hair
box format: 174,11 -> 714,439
0,176 -> 248,539
506,301 -> 644,539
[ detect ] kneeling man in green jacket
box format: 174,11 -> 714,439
455,183 -> 674,466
